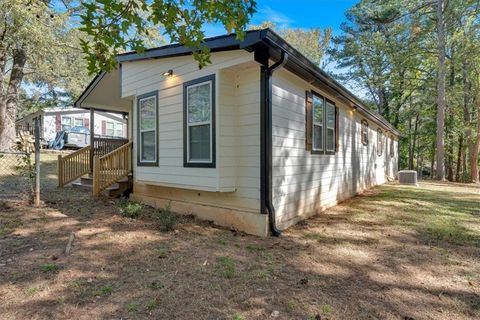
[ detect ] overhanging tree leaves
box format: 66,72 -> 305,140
79,0 -> 257,74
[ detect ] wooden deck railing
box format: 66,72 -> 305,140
58,146 -> 92,187
93,141 -> 132,196
93,138 -> 129,157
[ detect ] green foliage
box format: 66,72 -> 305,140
216,256 -> 236,278
330,0 -> 480,180
155,202 -> 177,232
0,0 -> 91,107
119,200 -> 144,218
250,21 -> 332,66
79,0 -> 257,74
40,263 -> 59,273
93,284 -> 113,297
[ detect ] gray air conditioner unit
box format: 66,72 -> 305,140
398,170 -> 418,185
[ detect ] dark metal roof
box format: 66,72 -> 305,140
91,28 -> 400,135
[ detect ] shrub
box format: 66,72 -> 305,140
119,200 -> 144,218
156,202 -> 177,231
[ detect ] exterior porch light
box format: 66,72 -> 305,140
352,105 -> 358,112
162,69 -> 173,77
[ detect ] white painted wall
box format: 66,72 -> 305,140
271,69 -> 398,228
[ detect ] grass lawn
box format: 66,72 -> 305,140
0,153 -> 479,319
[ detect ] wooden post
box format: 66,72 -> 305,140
93,155 -> 100,196
90,108 -> 94,173
34,117 -> 41,206
58,155 -> 63,187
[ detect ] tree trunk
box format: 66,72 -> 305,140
435,0 -> 446,180
455,134 -> 463,181
408,115 -> 413,170
471,97 -> 480,182
431,142 -> 436,179
0,49 -> 27,151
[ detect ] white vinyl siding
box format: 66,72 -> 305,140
125,50 -> 260,211
271,69 -> 399,228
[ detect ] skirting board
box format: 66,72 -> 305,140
130,193 -> 269,237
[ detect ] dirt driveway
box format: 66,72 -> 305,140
0,154 -> 479,319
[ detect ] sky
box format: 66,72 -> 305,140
202,0 -> 362,95
204,0 -> 358,37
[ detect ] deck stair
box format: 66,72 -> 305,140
59,140 -> 133,198
72,173 -> 132,197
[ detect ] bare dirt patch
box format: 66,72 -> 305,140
1,154 -> 479,319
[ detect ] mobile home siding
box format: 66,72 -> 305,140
124,51 -> 262,214
271,69 -> 398,228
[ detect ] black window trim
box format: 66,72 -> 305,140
183,74 -> 216,168
137,90 -> 159,167
361,119 -> 369,146
310,90 -> 337,155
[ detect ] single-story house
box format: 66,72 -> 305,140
73,28 -> 400,236
16,106 -> 127,141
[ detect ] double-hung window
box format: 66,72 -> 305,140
389,135 -> 395,157
325,100 -> 336,153
115,122 -> 124,137
106,121 -> 115,136
377,128 -> 383,156
361,120 -> 368,145
310,92 -> 337,155
312,94 -> 324,152
61,116 -> 72,131
183,74 -> 215,168
137,91 -> 158,166
74,118 -> 84,127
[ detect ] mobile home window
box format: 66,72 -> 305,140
361,120 -> 368,145
325,100 -> 336,153
106,121 -> 115,136
137,91 -> 158,166
390,136 -> 395,157
61,116 -> 72,131
183,74 -> 215,168
116,122 -> 124,137
377,128 -> 383,156
74,118 -> 84,127
312,94 -> 324,152
309,92 -> 338,155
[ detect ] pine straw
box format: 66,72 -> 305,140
0,155 -> 479,319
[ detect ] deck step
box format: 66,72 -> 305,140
80,176 -> 93,186
72,182 -> 93,190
